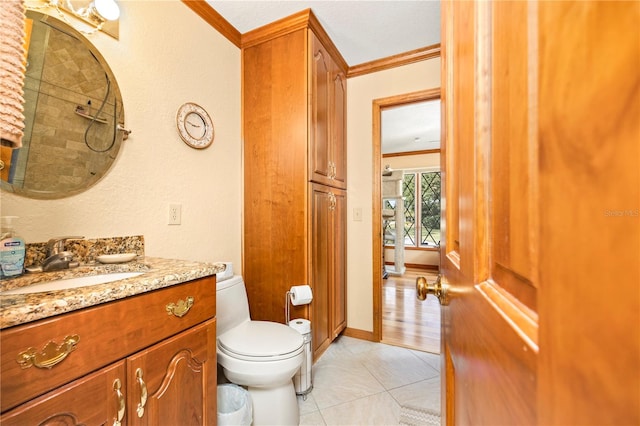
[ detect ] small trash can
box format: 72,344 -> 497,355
217,384 -> 252,426
289,318 -> 313,396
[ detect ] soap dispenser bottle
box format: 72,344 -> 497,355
0,216 -> 26,279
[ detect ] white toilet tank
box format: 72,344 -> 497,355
216,275 -> 251,336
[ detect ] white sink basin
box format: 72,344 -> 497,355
1,272 -> 145,295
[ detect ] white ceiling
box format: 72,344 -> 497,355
382,100 -> 440,154
207,0 -> 441,66
207,0 -> 441,154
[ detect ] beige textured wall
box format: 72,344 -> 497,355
1,1 -> 242,267
346,59 -> 441,333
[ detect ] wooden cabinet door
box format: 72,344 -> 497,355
330,189 -> 347,338
310,184 -> 347,358
1,361 -> 126,426
440,1 -> 639,424
309,32 -> 332,187
310,183 -> 332,359
330,68 -> 347,189
309,31 -> 347,190
126,319 -> 217,426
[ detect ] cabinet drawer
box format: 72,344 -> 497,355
1,275 -> 216,412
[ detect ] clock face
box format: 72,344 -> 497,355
185,112 -> 207,140
176,103 -> 214,149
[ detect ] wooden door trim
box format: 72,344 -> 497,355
372,88 -> 441,342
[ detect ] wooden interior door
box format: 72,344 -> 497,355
440,1 -> 639,424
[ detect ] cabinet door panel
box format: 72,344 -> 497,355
309,33 -> 331,186
311,184 -> 331,358
1,361 -> 125,426
331,71 -> 347,189
311,184 -> 347,358
331,189 -> 347,338
127,319 -> 216,426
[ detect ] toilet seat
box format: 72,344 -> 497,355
218,321 -> 304,361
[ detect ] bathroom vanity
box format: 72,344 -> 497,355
0,257 -> 223,425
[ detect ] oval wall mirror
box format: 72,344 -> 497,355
0,10 -> 125,199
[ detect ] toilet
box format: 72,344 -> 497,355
216,275 -> 304,425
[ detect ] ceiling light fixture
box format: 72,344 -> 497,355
78,0 -> 120,23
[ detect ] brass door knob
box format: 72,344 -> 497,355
416,274 -> 448,305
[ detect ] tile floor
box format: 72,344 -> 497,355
297,336 -> 441,425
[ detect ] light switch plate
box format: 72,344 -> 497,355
353,207 -> 363,221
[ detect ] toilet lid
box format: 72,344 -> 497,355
218,321 -> 304,360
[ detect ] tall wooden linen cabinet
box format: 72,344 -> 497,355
242,10 -> 347,360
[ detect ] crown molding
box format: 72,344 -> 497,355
240,8 -> 348,73
383,148 -> 441,158
182,1 -> 439,77
181,0 -> 241,48
347,44 -> 441,78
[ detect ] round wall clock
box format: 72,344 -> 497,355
176,102 -> 214,149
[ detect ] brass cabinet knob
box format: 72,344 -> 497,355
416,274 -> 448,305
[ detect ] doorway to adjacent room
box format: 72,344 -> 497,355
371,88 -> 442,353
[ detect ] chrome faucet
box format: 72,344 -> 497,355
42,236 -> 84,272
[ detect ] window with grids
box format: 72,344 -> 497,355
384,171 -> 441,247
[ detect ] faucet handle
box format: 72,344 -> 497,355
46,236 -> 84,256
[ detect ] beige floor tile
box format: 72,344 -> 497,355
360,344 -> 439,390
314,336 -> 356,365
410,349 -> 441,372
389,376 -> 441,414
320,391 -> 402,426
311,358 -> 385,409
298,392 -> 320,415
338,335 -> 383,355
299,410 -> 327,426
299,337 -> 443,425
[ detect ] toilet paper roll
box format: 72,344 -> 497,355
289,285 -> 313,306
288,318 -> 311,335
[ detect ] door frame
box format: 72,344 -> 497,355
371,87 -> 441,342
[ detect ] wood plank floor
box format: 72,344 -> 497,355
381,268 -> 441,354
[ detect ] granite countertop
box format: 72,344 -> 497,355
0,257 -> 225,329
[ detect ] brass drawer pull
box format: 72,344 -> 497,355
136,368 -> 148,418
113,378 -> 125,426
166,296 -> 194,318
16,334 -> 80,369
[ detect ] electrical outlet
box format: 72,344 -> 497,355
169,204 -> 182,225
